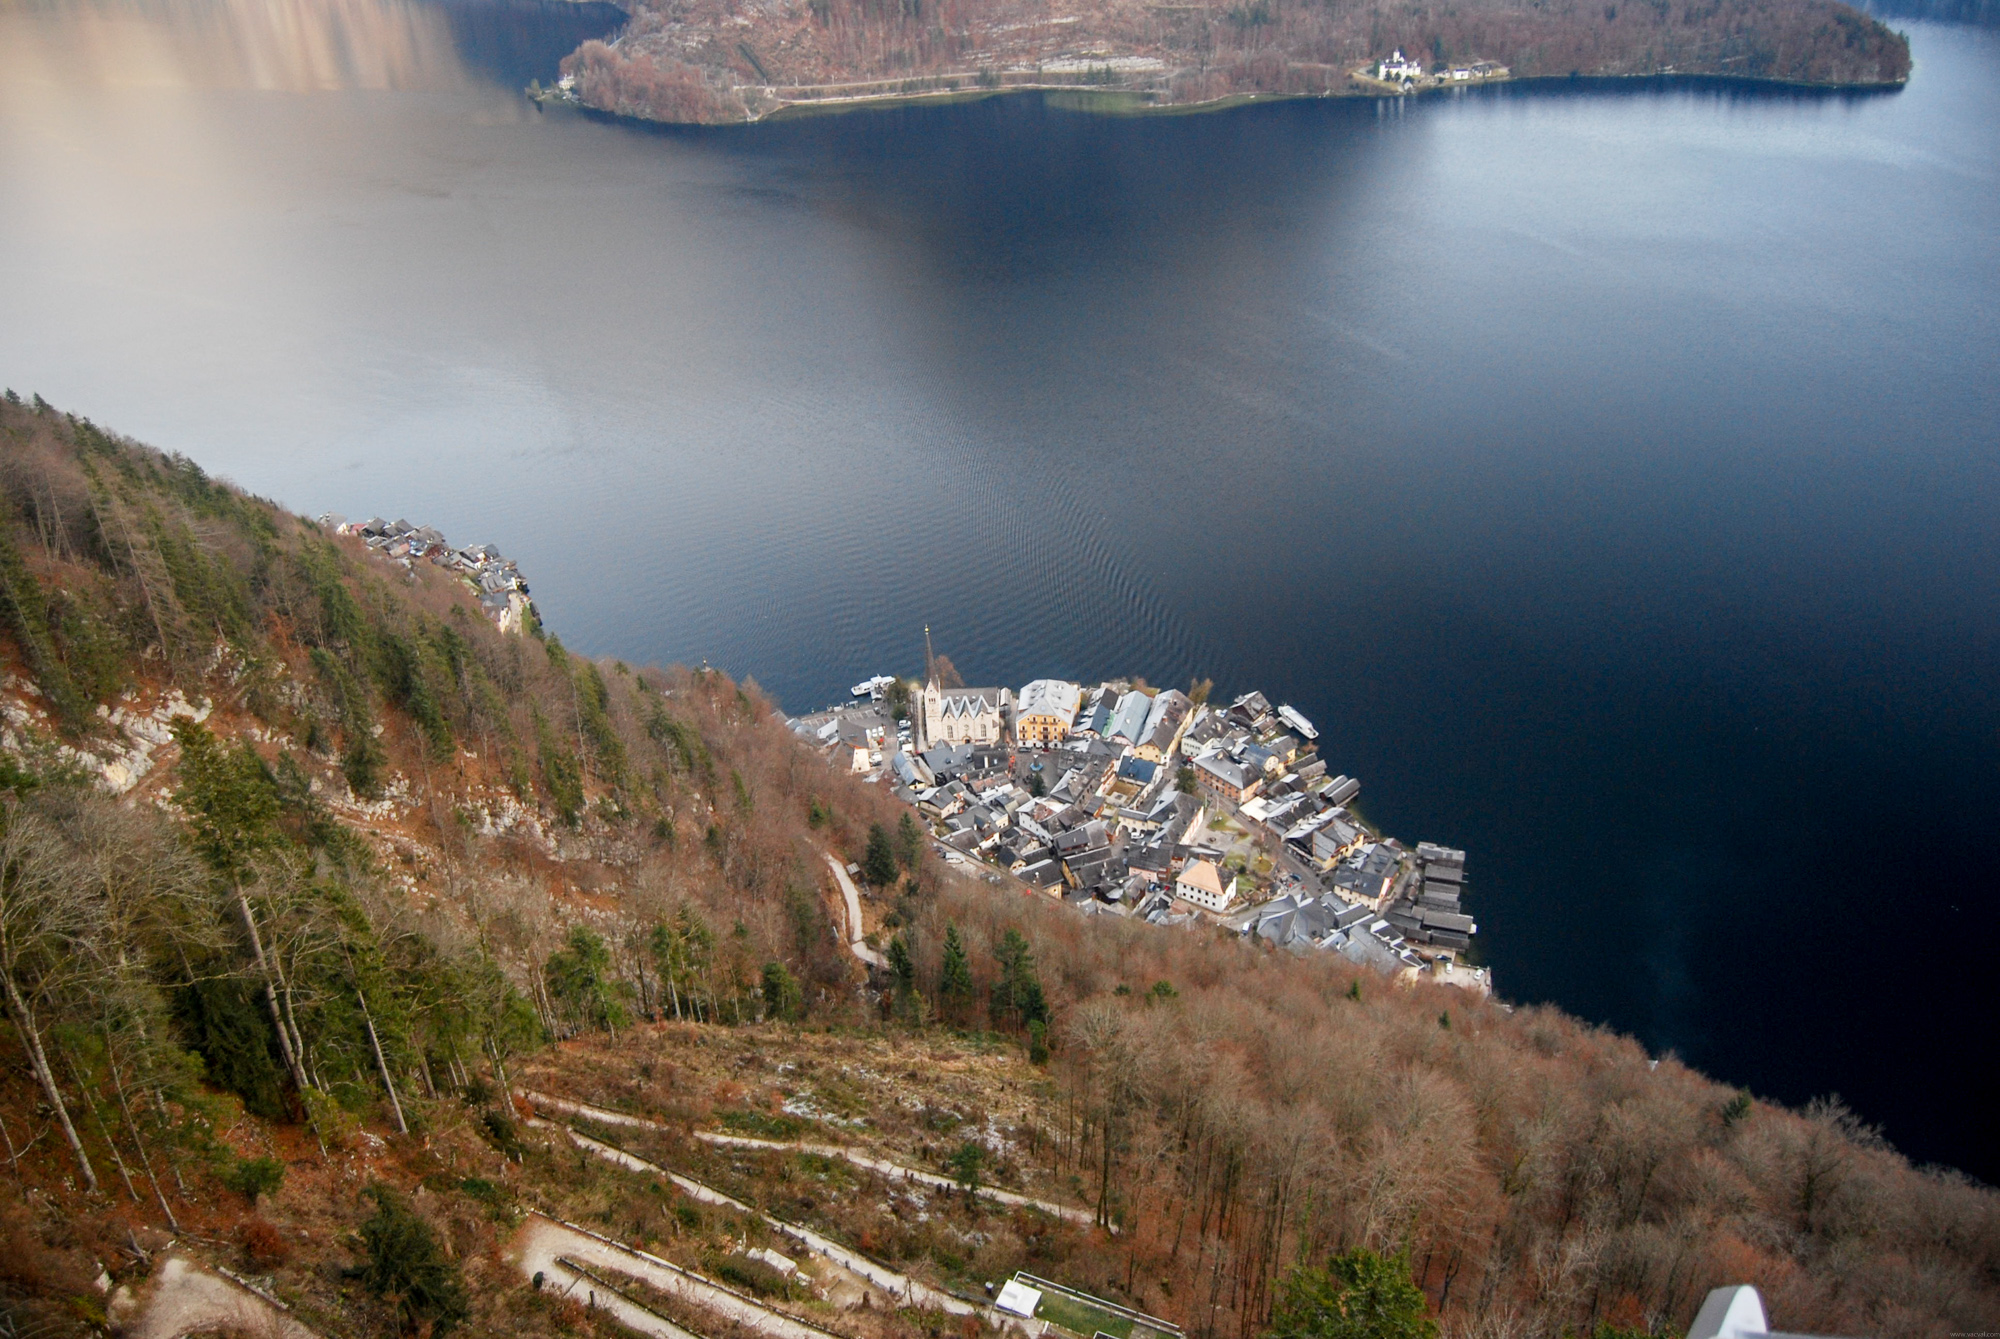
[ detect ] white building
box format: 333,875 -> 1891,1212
1377,49 -> 1423,81
1175,859 -> 1238,912
918,679 -> 1010,749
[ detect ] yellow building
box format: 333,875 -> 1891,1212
1013,679 -> 1083,746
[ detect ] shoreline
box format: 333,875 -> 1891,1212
533,64 -> 1909,128
788,677 -> 1489,993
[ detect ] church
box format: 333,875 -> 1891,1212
917,678 -> 1011,749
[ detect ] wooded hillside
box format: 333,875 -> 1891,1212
1,395 -> 1992,1339
558,0 -> 1910,124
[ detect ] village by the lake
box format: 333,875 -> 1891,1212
317,517 -> 1488,995
792,647 -> 1491,995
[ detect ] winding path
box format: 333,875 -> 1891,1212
117,1254 -> 319,1339
520,1089 -> 1094,1226
528,1117 -> 981,1316
825,853 -> 888,969
696,1130 -> 1098,1226
514,1215 -> 843,1339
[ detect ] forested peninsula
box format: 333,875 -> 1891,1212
3,394 -> 1994,1339
548,0 -> 1910,124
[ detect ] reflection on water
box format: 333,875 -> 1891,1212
0,0 -> 469,91
428,0 -> 624,87
1,0 -> 1997,1183
0,0 -> 621,92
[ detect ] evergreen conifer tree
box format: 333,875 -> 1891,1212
358,1185 -> 470,1335
938,924 -> 974,1024
761,960 -> 802,1021
1265,1248 -> 1435,1339
990,928 -> 1048,1031
545,925 -> 626,1039
896,812 -> 924,869
863,823 -> 898,886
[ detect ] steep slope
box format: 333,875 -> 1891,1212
1,394 -> 1994,1339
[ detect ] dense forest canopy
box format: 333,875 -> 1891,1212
1,393 -> 1993,1339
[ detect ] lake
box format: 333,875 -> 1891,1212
2,0 -> 1994,1179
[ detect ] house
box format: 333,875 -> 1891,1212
919,743 -> 974,782
1116,755 -> 1158,787
1011,842 -> 1054,870
1247,791 -> 1310,832
1134,690 -> 1192,762
920,781 -> 970,819
1105,690 -> 1154,747
1227,691 -> 1275,731
1333,842 -> 1401,907
918,679 -> 1010,749
1175,859 -> 1237,912
1063,850 -> 1124,893
1074,686 -> 1113,738
1126,844 -> 1173,884
1310,816 -> 1364,864
891,751 -> 928,789
1192,753 -> 1262,805
1014,679 -> 1084,745
1376,48 -> 1423,81
1250,894 -> 1344,950
1239,741 -> 1282,775
1018,859 -> 1064,889
1053,820 -> 1109,858
1179,707 -> 1228,756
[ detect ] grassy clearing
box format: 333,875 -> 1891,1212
721,1108 -> 814,1140
1037,1291 -> 1135,1339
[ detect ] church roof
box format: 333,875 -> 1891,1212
934,687 -> 1004,719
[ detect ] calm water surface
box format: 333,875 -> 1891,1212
3,0 -> 1996,1178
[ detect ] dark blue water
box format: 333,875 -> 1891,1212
2,0 -> 1995,1178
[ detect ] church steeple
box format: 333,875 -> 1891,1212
924,624 -> 936,688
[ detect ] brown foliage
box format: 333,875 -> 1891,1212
4,394 -> 1990,1339
906,887 -> 2000,1339
579,0 -> 1908,125
564,40 -> 745,123
239,1215 -> 292,1269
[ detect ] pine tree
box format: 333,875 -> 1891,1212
358,1185 -> 470,1335
863,822 -> 898,886
938,924 -> 973,1025
896,812 -> 925,869
760,960 -> 802,1021
991,928 -> 1048,1031
545,925 -> 627,1039
1264,1248 -> 1436,1339
886,932 -> 928,1024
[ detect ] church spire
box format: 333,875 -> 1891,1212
924,624 -> 936,687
